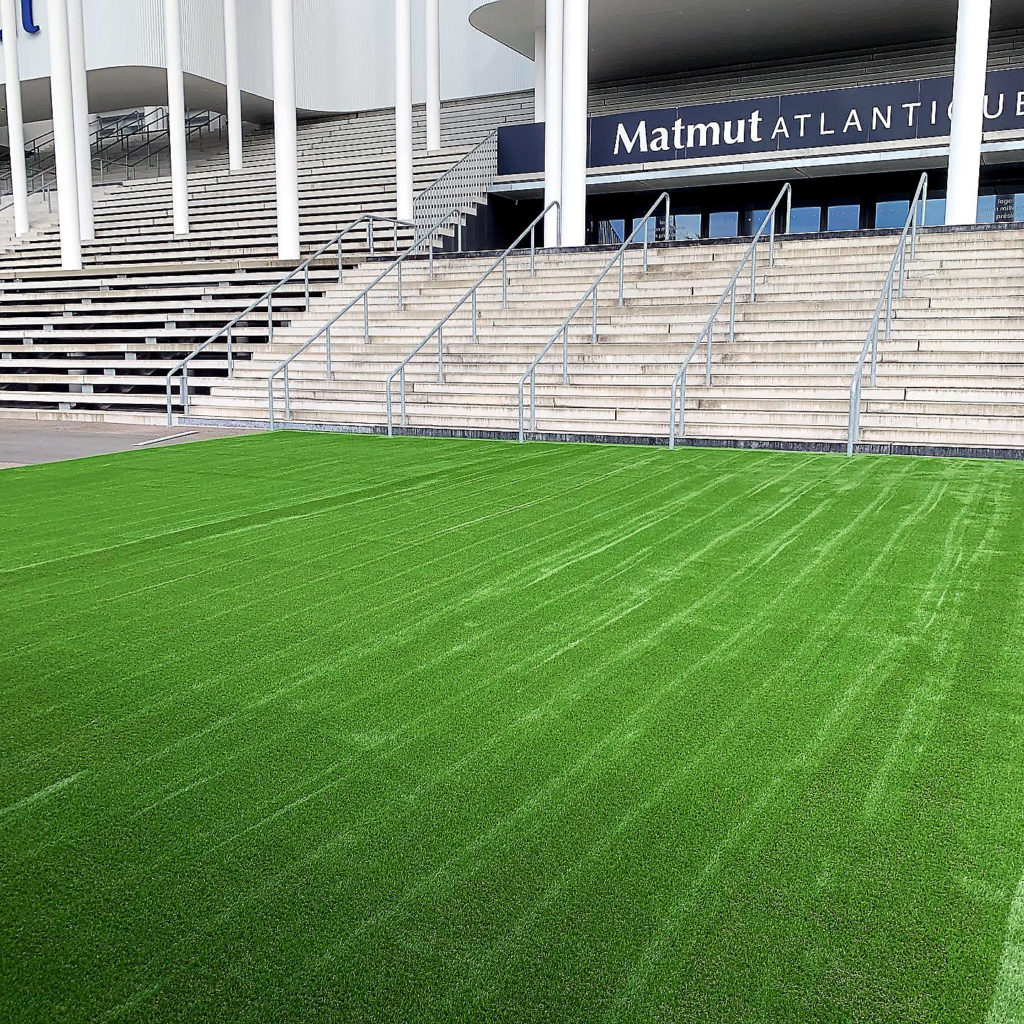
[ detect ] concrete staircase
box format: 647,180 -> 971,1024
184,226 -> 1024,456
0,95 -> 523,422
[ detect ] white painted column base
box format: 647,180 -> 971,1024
163,0 -> 190,236
543,0 -> 563,246
224,0 -> 243,172
46,0 -> 82,270
560,0 -> 589,247
946,0 -> 992,226
394,0 -> 414,222
426,0 -> 442,152
271,0 -> 301,261
1,0 -> 30,236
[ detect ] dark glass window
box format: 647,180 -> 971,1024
709,211 -> 739,238
790,206 -> 821,233
875,200 -> 909,229
827,204 -> 859,231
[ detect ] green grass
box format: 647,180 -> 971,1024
2,432 -> 1024,1024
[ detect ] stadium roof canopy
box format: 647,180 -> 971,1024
470,0 -> 1024,82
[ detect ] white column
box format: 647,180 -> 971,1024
394,0 -> 414,221
223,0 -> 243,172
946,0 -> 992,226
67,0 -> 94,240
560,0 -> 589,247
163,0 -> 189,235
534,27 -> 546,123
271,0 -> 300,260
543,0 -> 562,245
1,0 -> 29,236
425,0 -> 441,152
45,0 -> 81,270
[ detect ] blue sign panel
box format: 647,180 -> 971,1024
497,69 -> 1024,176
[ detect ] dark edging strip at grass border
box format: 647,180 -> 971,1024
182,417 -> 1024,463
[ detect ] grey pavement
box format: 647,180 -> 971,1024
0,420 -> 257,469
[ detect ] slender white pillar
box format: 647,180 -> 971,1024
946,0 -> 992,225
1,0 -> 29,236
560,0 -> 589,247
425,0 -> 441,152
163,0 -> 189,235
543,0 -> 562,245
67,0 -> 94,240
46,0 -> 81,270
223,0 -> 243,172
271,0 -> 300,260
394,0 -> 414,221
534,27 -> 546,123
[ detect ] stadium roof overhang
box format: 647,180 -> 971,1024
470,0 -> 1024,82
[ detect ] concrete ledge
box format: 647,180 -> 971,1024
184,416 -> 1024,461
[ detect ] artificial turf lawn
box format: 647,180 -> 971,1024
2,432 -> 1024,1024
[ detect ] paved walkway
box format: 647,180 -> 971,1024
0,421 -> 256,469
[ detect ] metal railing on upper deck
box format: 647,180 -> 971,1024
385,201 -> 561,436
165,213 -> 412,424
266,206 -> 468,428
516,192 -> 672,442
412,130 -> 498,237
668,183 -> 793,449
846,173 -> 929,455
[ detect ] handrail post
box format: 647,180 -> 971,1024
386,378 -> 393,437
268,294 -> 274,345
531,370 -> 537,430
268,379 -> 276,430
898,238 -> 906,298
530,224 -> 537,275
592,289 -> 598,344
284,366 -> 291,422
304,265 -> 310,310
562,326 -> 569,385
706,324 -> 713,386
750,246 -> 757,302
729,284 -> 736,343
438,326 -> 444,382
518,380 -> 525,443
227,326 -> 233,373
669,377 -> 678,450
364,292 -> 370,343
618,252 -> 625,306
502,256 -> 508,309
472,290 -> 478,344
326,325 -> 332,378
400,367 -> 407,426
368,219 -> 374,256
397,261 -> 403,310
785,186 -> 792,234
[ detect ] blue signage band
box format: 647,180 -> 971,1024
498,68 -> 1024,177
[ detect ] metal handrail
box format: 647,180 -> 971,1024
267,205 -> 466,428
413,130 -> 498,236
1,107 -> 225,211
846,172 -> 929,455
165,213 -> 412,424
385,201 -> 562,436
668,183 -> 793,449
516,192 -> 671,442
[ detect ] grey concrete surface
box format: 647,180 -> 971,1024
0,421 -> 257,469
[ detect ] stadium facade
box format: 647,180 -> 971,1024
1,0 -> 1023,457
0,0 -> 1016,253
